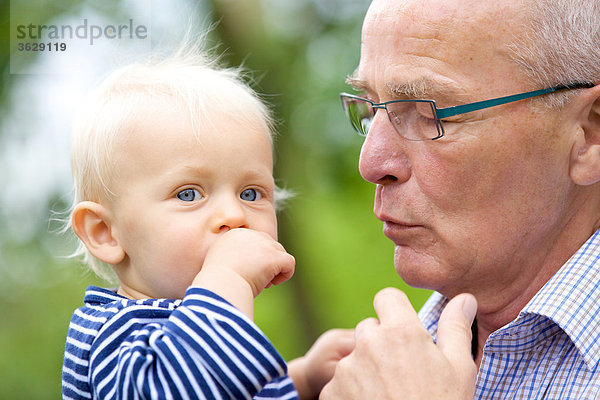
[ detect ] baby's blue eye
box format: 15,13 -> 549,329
241,189 -> 261,201
177,188 -> 202,202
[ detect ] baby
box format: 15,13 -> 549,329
61,49 -> 353,399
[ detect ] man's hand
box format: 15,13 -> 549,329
320,287 -> 477,400
192,229 -> 295,319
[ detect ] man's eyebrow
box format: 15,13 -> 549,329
388,77 -> 467,100
345,73 -> 467,102
345,73 -> 370,92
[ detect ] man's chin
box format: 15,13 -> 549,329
393,246 -> 447,291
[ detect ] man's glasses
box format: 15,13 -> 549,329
340,82 -> 594,141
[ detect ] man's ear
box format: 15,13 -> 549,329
570,85 -> 600,186
71,201 -> 125,265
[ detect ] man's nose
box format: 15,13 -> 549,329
210,196 -> 248,233
358,110 -> 411,185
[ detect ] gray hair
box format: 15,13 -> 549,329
509,0 -> 599,106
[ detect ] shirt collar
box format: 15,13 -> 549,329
82,285 -> 182,308
83,285 -> 126,305
522,228 -> 600,369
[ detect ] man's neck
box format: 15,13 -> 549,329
471,196 -> 600,368
472,272 -> 553,368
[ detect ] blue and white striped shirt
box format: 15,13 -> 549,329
62,286 -> 298,399
419,229 -> 600,399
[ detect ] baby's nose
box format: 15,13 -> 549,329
211,199 -> 248,233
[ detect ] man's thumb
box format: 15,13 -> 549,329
436,293 -> 477,368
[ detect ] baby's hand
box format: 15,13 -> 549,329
288,329 -> 355,400
192,228 -> 295,318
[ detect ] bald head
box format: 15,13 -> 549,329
361,0 -> 599,93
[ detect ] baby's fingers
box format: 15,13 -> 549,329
268,252 -> 295,286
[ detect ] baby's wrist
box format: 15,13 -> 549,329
192,268 -> 255,319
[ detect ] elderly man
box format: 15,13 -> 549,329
321,0 -> 600,398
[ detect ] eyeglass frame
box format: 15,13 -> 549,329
340,82 -> 595,140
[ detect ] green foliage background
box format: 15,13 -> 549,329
0,0 -> 432,398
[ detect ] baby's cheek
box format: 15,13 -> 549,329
153,247 -> 205,298
175,237 -> 209,268
257,210 -> 278,241
265,222 -> 278,241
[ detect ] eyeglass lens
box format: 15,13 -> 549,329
342,96 -> 442,140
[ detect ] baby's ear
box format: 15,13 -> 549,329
569,85 -> 600,186
71,201 -> 125,265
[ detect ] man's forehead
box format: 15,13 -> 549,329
363,0 -> 459,35
363,0 -> 524,39
356,0 -> 529,100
